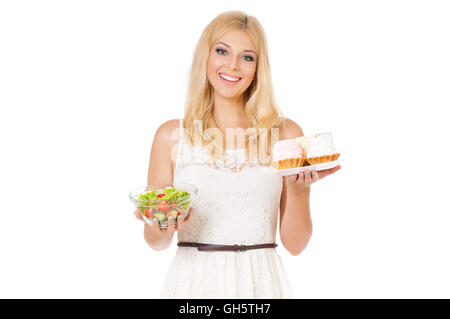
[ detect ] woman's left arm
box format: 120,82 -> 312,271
278,118 -> 341,256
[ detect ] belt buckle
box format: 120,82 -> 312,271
233,244 -> 247,252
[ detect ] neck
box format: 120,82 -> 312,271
212,93 -> 248,128
211,93 -> 250,152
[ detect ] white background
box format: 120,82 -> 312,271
1,0 -> 449,298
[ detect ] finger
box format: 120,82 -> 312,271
177,209 -> 191,232
134,209 -> 144,221
297,171 -> 305,184
182,207 -> 194,223
304,169 -> 313,185
167,216 -> 176,233
325,165 -> 341,174
176,215 -> 183,231
311,169 -> 320,182
175,208 -> 188,231
318,165 -> 341,179
176,213 -> 184,231
151,218 -> 162,233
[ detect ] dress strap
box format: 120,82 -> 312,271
173,118 -> 184,178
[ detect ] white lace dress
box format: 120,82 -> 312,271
158,118 -> 294,299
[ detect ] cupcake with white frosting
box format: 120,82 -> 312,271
271,139 -> 305,170
295,133 -> 340,165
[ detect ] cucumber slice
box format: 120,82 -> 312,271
153,211 -> 166,223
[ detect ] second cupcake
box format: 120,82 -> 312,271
296,133 -> 340,165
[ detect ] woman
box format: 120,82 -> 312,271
134,10 -> 341,298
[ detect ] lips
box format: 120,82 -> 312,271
219,72 -> 241,80
219,72 -> 242,84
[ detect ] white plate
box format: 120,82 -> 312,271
275,158 -> 346,176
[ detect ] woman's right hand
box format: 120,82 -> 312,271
133,207 -> 194,234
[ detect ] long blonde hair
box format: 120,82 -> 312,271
182,10 -> 286,166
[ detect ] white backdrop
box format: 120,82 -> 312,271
1,0 -> 449,298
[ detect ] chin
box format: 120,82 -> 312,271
214,85 -> 250,99
217,91 -> 244,99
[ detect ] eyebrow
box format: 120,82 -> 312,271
216,42 -> 257,55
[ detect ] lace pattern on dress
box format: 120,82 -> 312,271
175,119 -> 263,175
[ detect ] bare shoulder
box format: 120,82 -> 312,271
153,118 -> 181,165
147,118 -> 181,186
277,117 -> 304,140
154,118 -> 181,144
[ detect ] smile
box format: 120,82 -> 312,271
219,73 -> 242,83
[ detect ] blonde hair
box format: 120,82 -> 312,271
182,10 -> 286,166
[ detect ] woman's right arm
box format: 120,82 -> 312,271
142,119 -> 180,251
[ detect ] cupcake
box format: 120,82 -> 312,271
295,133 -> 340,165
271,139 -> 305,170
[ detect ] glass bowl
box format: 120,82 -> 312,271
129,182 -> 197,229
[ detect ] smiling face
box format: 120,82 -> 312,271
207,30 -> 258,100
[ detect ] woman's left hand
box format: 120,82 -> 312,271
285,165 -> 342,192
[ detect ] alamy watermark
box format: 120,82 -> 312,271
170,119 -> 280,168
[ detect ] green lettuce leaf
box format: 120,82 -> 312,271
136,187 -> 192,214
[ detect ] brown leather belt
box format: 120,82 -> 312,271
177,242 -> 278,252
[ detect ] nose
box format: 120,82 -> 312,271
229,55 -> 240,70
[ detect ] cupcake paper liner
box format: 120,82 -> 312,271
306,153 -> 340,165
272,157 -> 305,170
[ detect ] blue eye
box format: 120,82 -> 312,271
216,48 -> 226,55
215,48 -> 254,62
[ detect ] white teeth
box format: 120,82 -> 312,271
219,73 -> 240,82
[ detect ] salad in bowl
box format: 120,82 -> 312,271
129,183 -> 197,229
